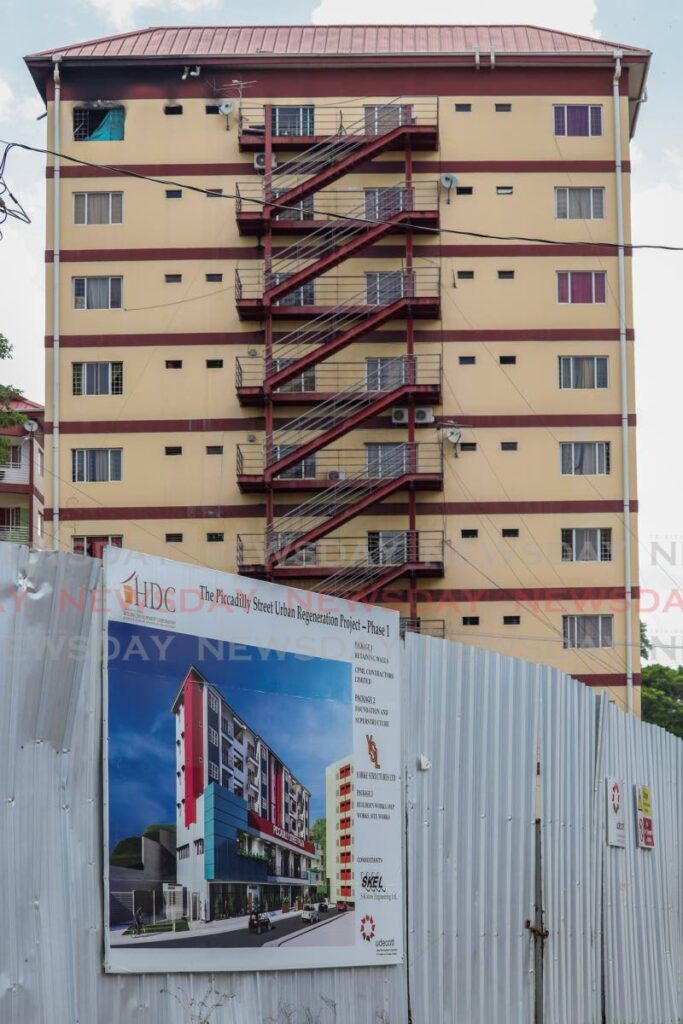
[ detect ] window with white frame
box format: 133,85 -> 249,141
560,442 -> 610,476
72,361 -> 123,395
71,448 -> 122,482
366,355 -> 407,390
73,191 -> 123,225
208,692 -> 219,713
553,105 -> 602,137
37,448 -> 44,476
208,762 -> 219,781
555,187 -> 604,220
364,187 -> 407,220
559,356 -> 608,389
561,528 -> 612,562
557,271 -> 606,304
73,276 -> 122,310
0,508 -> 21,532
271,105 -> 314,136
363,103 -> 406,134
366,442 -> 407,478
562,614 -> 613,648
36,511 -> 44,539
272,188 -> 315,221
72,535 -> 123,557
272,358 -> 316,393
273,445 -> 317,480
274,531 -> 317,566
208,727 -> 219,747
365,270 -> 408,305
0,443 -> 22,468
271,273 -> 315,307
368,531 -> 410,565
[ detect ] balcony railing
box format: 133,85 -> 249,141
400,618 -> 447,639
322,531 -> 444,597
235,180 -> 439,222
236,530 -> 444,574
0,526 -> 30,545
237,441 -> 443,482
235,263 -> 440,305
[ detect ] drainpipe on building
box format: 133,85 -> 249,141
51,54 -> 62,551
612,52 -> 634,712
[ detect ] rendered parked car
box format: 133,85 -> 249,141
301,903 -> 319,923
318,900 -> 329,913
336,900 -> 348,912
248,910 -> 274,934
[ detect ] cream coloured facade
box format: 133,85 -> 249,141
26,25 -> 650,711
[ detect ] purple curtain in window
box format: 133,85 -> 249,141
570,272 -> 593,303
554,106 -> 566,135
590,106 -> 602,136
557,272 -> 569,303
593,272 -> 606,302
566,106 -> 589,136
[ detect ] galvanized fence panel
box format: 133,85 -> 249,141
601,698 -> 683,1024
404,636 -> 538,1024
539,668 -> 602,1024
0,546 -> 408,1024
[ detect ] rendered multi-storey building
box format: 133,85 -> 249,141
172,666 -> 313,919
25,26 -> 649,709
0,398 -> 45,547
326,756 -> 354,903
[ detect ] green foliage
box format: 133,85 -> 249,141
0,333 -> 25,460
142,822 -> 176,839
640,620 -> 652,662
641,663 -> 683,740
109,834 -> 143,869
310,817 -> 326,846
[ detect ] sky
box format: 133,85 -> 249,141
1,0 -> 682,663
107,620 -> 352,845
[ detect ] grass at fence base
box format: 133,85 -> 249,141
122,919 -> 190,936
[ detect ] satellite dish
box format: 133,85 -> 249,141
23,419 -> 39,434
218,100 -> 236,116
445,426 -> 462,445
440,173 -> 457,190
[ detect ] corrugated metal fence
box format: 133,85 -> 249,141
1,546 -> 681,1024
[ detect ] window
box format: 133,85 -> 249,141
457,270 -> 475,280
273,189 -> 315,221
206,359 -> 224,369
165,274 -> 182,284
194,838 -> 204,855
0,508 -> 21,532
72,361 -> 123,395
0,444 -> 22,468
71,448 -> 122,482
72,535 -> 122,557
73,276 -> 122,310
560,441 -> 610,475
459,356 -> 476,365
366,443 -> 407,479
206,274 -> 223,283
271,273 -> 315,307
365,270 -> 407,305
554,104 -> 602,137
454,103 -> 472,112
496,186 -> 514,196
164,104 -> 183,115
363,103 -> 405,135
73,191 -> 123,225
366,356 -> 406,391
503,615 -> 521,625
500,355 -> 517,365
561,527 -> 612,562
460,442 -> 477,452
177,844 -> 190,860
272,358 -> 316,393
557,271 -> 606,304
206,445 -> 223,455
165,189 -> 182,199
205,104 -> 220,114
206,188 -> 223,198
207,532 -> 224,542
501,441 -> 518,451
455,186 -> 473,196
498,270 -> 515,280
275,532 -> 318,566
273,445 -> 316,480
559,355 -> 608,389
233,754 -> 244,772
272,105 -> 314,136
368,531 -> 410,566
462,616 -> 480,626
37,448 -> 44,476
209,762 -> 220,781
555,187 -> 604,220
364,187 -> 406,221
165,446 -> 182,456
495,103 -> 512,113
73,106 -> 124,141
563,614 -> 613,648
36,512 -> 44,539
461,529 -> 478,539
502,528 -> 519,538
166,360 -> 182,369
208,727 -> 219,746
165,533 -> 183,543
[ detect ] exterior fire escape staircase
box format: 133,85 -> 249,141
234,98 -> 446,612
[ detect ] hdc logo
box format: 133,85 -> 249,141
122,571 -> 176,613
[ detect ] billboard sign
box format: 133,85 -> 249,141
606,777 -> 626,848
635,784 -> 655,849
103,548 -> 403,973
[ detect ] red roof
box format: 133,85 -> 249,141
25,24 -> 649,61
9,397 -> 44,415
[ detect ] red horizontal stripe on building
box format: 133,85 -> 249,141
378,586 -> 639,602
45,247 -> 255,262
573,673 -> 642,687
44,418 -> 263,433
45,332 -> 262,348
43,498 -> 638,521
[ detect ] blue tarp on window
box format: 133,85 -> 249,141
88,108 -> 124,141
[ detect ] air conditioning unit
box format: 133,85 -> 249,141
327,469 -> 346,481
415,407 -> 435,424
391,407 -> 409,425
253,153 -> 278,172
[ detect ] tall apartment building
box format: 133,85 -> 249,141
173,666 -> 313,920
326,756 -> 354,903
0,398 -> 45,546
25,26 -> 649,709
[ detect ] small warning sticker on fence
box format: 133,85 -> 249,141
635,785 -> 655,849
